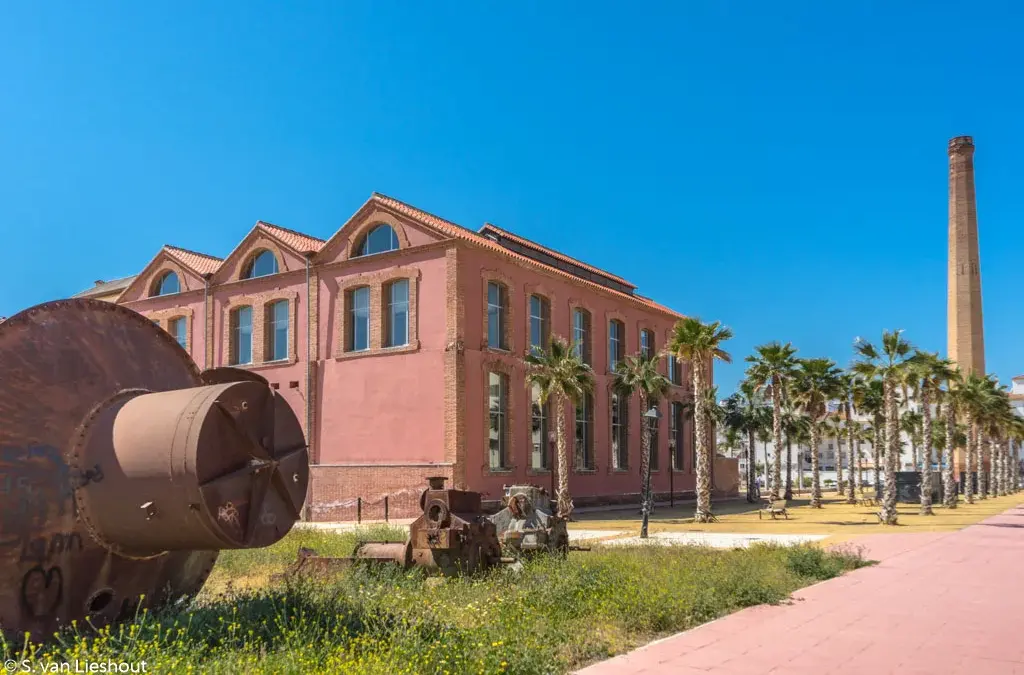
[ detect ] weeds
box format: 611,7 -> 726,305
1,530 -> 868,675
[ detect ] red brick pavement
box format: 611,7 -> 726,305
575,504 -> 1024,674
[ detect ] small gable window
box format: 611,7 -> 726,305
355,224 -> 399,257
243,250 -> 279,279
152,271 -> 180,297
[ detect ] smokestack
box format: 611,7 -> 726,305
947,135 -> 985,375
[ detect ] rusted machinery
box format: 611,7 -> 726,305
287,477 -> 503,578
487,485 -> 570,555
0,300 -> 309,641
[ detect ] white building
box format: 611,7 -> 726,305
1011,375 -> 1024,418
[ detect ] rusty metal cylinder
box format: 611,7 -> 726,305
73,380 -> 308,557
353,541 -> 413,568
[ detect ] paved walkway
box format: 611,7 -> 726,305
577,503 -> 1024,675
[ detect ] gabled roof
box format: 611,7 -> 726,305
164,245 -> 223,276
368,193 -> 682,318
256,221 -> 325,254
72,275 -> 138,299
478,223 -> 635,289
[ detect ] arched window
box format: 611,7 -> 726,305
152,271 -> 180,297
243,250 -> 278,278
230,306 -> 253,365
486,281 -> 509,350
354,224 -> 399,257
265,300 -> 289,361
611,392 -> 629,469
608,319 -> 625,370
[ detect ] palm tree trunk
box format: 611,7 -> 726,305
797,444 -> 804,494
836,434 -> 844,495
964,420 -> 976,504
881,378 -> 899,525
810,422 -> 822,508
693,362 -> 713,522
746,430 -> 756,503
910,439 -> 918,473
555,396 -> 572,519
919,389 -> 933,515
770,385 -> 782,501
857,439 -> 864,495
784,437 -> 793,499
996,441 -> 1006,497
942,401 -> 957,509
846,403 -> 856,504
639,391 -> 652,538
873,422 -> 883,497
1013,442 -> 1020,493
977,429 -> 988,500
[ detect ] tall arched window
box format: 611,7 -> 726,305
265,300 -> 289,361
354,224 -> 399,256
611,392 -> 629,469
243,250 -> 278,278
230,306 -> 253,365
608,319 -> 625,371
152,271 -> 180,297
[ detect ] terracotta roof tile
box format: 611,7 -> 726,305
164,245 -> 223,276
371,193 -> 682,319
478,223 -> 635,288
257,221 -> 325,253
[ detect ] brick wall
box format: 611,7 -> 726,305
308,464 -> 454,521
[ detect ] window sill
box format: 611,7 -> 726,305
227,358 -> 298,371
525,468 -> 551,476
482,346 -> 513,356
334,341 -> 421,361
485,467 -> 516,476
611,468 -> 631,474
573,468 -> 598,475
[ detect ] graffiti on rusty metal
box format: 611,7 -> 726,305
217,502 -> 240,527
19,532 -> 83,564
20,565 -> 63,619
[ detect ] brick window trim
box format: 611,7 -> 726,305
145,260 -> 196,297
343,211 -> 412,261
572,391 -> 597,473
221,290 -> 301,369
525,383 -> 555,474
145,308 -> 195,355
607,382 -> 631,473
481,269 -> 515,354
333,267 -> 422,360
567,298 -> 596,366
523,282 -> 556,355
481,357 -> 517,476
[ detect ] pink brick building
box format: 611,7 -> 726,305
108,194 -> 738,519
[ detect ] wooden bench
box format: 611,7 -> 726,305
758,499 -> 788,520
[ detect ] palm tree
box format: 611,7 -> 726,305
745,342 -> 798,501
723,382 -> 769,503
665,317 -> 734,523
852,330 -> 915,525
613,353 -> 670,538
791,357 -> 844,508
900,409 -> 924,472
853,376 -> 886,497
781,406 -> 810,498
957,372 -> 992,504
525,336 -> 595,519
823,415 -> 845,494
836,372 -> 858,504
938,368 -> 963,508
910,352 -> 956,515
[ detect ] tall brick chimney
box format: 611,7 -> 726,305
947,136 -> 986,375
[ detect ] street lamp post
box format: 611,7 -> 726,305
641,406 -> 662,538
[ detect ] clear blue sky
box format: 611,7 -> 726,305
2,1 -> 1021,395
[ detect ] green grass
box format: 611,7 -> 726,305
1,531 -> 869,675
